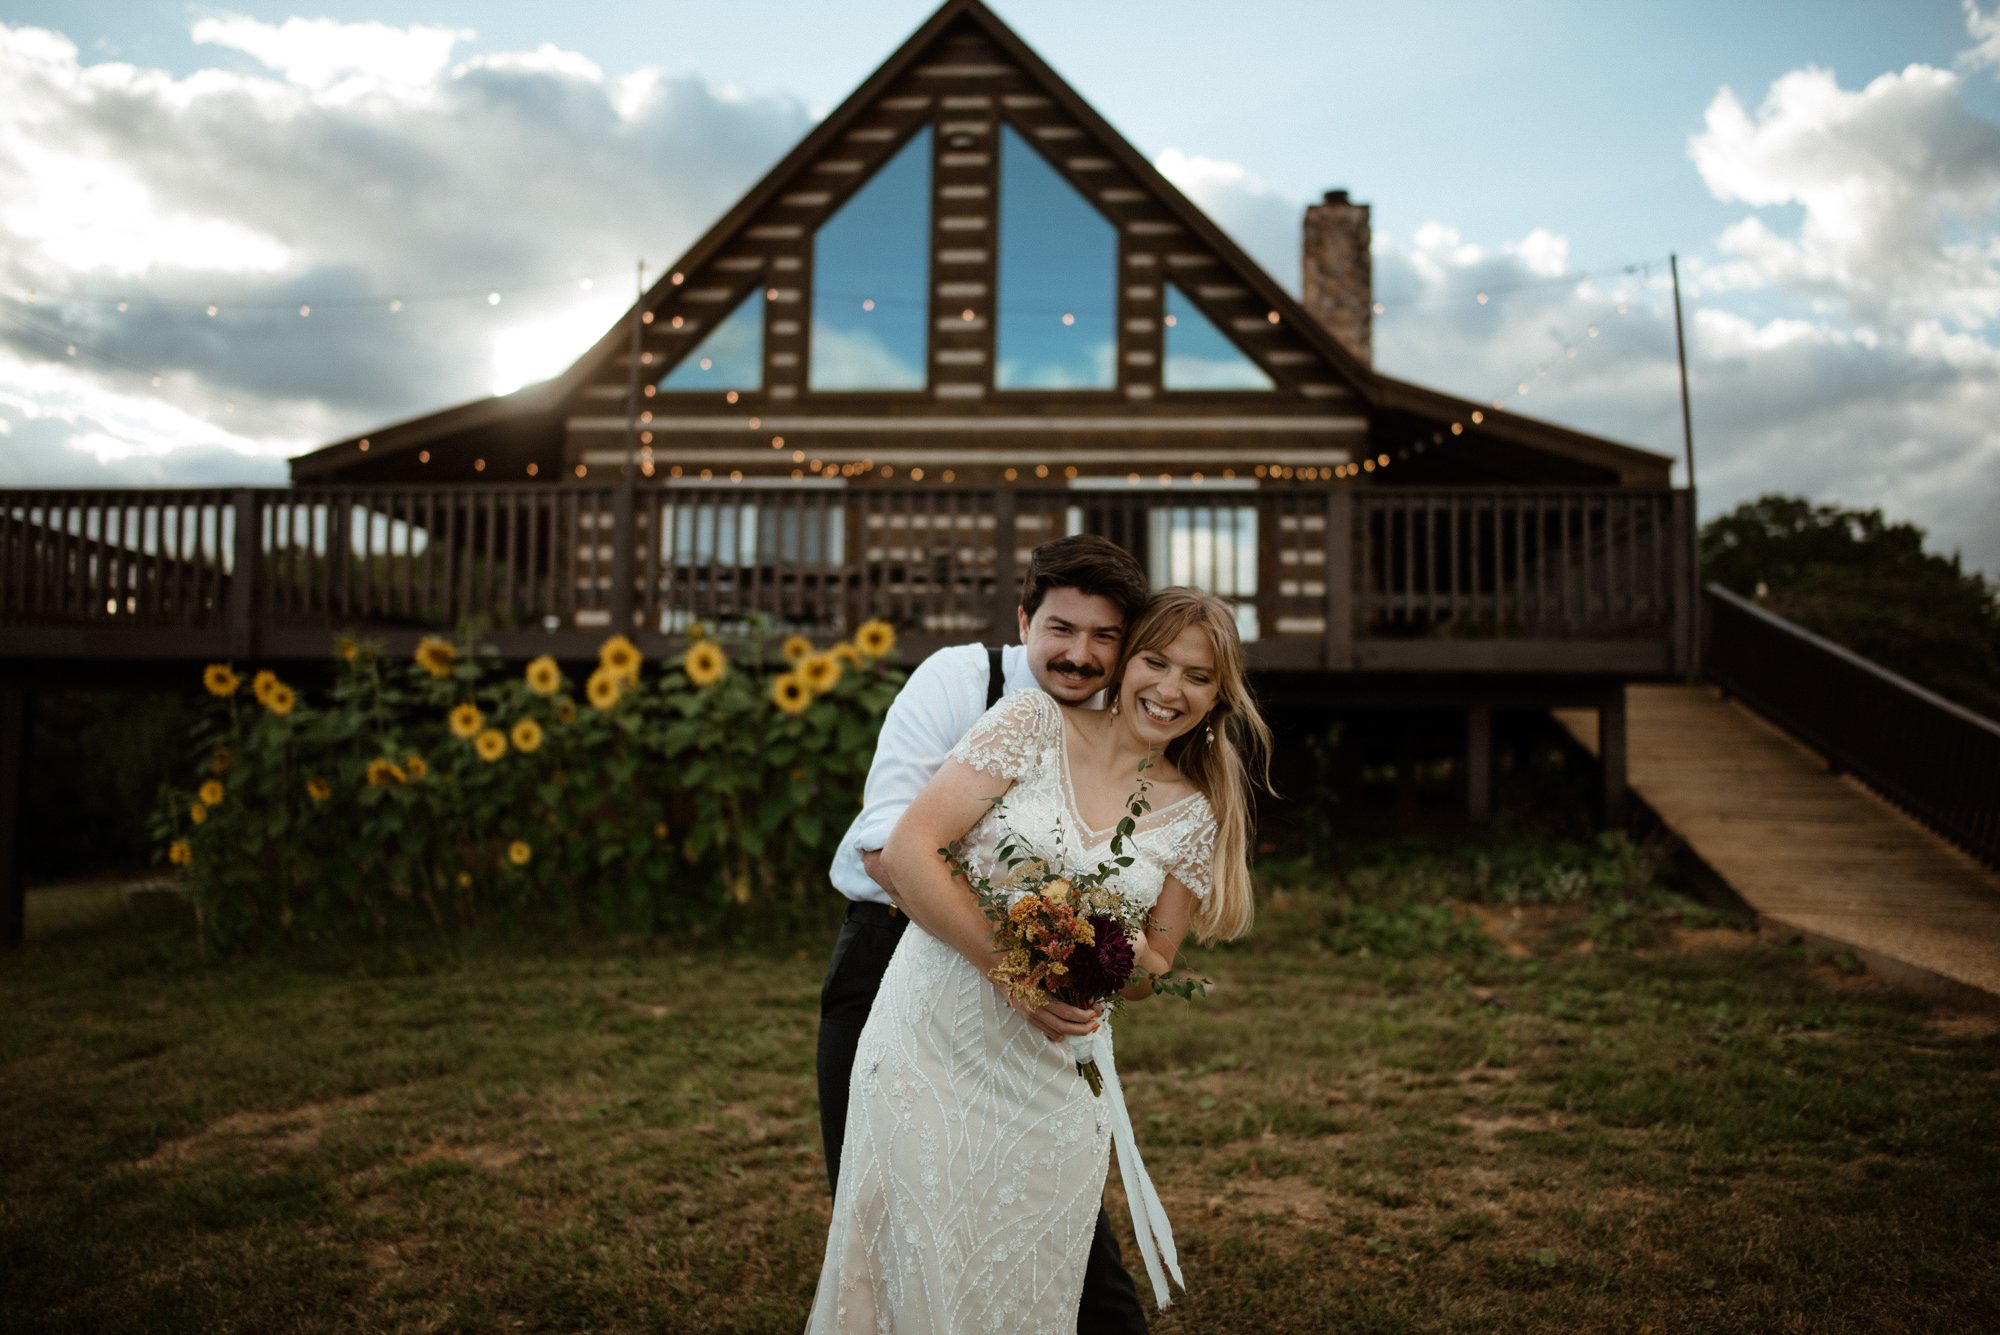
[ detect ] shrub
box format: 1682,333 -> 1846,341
152,621 -> 905,952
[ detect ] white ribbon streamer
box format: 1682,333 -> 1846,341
1083,1027 -> 1184,1309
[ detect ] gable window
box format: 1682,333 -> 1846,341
658,290 -> 763,392
1163,282 -> 1273,390
996,124 -> 1116,390
810,125 -> 931,391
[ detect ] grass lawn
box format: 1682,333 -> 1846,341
4,834 -> 1997,1334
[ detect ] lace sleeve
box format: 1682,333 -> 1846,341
946,689 -> 1058,782
1164,802 -> 1218,901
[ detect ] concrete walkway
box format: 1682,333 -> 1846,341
1555,684 -> 2000,1007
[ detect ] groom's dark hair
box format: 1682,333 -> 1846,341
1018,534 -> 1148,625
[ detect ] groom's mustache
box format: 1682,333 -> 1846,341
1045,659 -> 1104,679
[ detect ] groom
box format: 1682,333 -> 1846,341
819,532 -> 1152,1333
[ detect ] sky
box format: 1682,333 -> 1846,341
2,1 -> 1997,575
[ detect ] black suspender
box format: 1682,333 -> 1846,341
986,645 -> 1004,710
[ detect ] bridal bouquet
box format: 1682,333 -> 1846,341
942,764 -> 1205,1096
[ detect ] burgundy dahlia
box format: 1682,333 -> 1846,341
1064,914 -> 1136,1000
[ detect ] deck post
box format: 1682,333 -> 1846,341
609,484 -> 636,633
990,488 -> 1018,638
1599,683 -> 1630,826
0,679 -> 25,950
225,489 -> 260,659
1671,488 -> 1696,676
1322,489 -> 1353,670
1466,702 -> 1493,821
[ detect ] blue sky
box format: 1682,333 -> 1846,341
2,1 -> 1997,574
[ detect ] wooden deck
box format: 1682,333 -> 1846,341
1557,684 -> 2000,1005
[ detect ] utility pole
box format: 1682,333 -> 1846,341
1670,252 -> 1700,676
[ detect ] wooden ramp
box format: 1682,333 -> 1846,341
1556,684 -> 2000,1005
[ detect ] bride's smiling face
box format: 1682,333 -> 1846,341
1116,623 -> 1218,746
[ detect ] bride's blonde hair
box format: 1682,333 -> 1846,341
1108,588 -> 1272,943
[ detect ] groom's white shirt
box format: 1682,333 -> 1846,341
829,641 -> 1036,906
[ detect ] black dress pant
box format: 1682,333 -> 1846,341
816,900 -> 1150,1334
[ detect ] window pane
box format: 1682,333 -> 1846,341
996,125 -> 1116,390
811,126 -> 931,391
658,290 -> 763,392
1163,282 -> 1273,390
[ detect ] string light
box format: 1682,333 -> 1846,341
911,466 -> 925,480
487,292 -> 501,306
862,298 -> 875,311
526,462 -> 538,476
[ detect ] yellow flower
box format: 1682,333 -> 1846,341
830,643 -> 862,666
854,618 -> 896,659
800,651 -> 841,694
198,779 -> 225,807
1042,876 -> 1075,905
365,757 -> 408,787
456,871 -> 473,888
781,634 -> 813,665
404,754 -> 429,781
189,802 -> 207,825
653,821 -> 669,838
507,840 -> 532,867
263,682 -> 296,716
586,667 -> 623,711
686,620 -> 709,640
305,777 -> 332,802
337,636 -> 358,661
770,671 -> 811,716
598,634 -> 642,682
1009,897 -> 1040,924
251,669 -> 280,703
210,745 -> 231,776
474,728 -> 508,762
524,655 -> 562,696
449,702 -> 484,739
168,838 -> 192,867
683,640 -> 727,688
414,636 -> 458,678
510,718 -> 544,753
553,697 -> 577,725
202,664 -> 240,697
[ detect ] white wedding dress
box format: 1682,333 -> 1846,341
805,690 -> 1216,1334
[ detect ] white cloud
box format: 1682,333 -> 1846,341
190,14 -> 471,90
1152,147 -> 1301,291
1689,62 -> 2000,330
1960,1 -> 2000,76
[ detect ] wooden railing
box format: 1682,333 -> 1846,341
1703,584 -> 2000,869
0,483 -> 1693,673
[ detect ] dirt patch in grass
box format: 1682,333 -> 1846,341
1661,924 -> 1759,954
407,1142 -> 524,1171
134,1091 -> 380,1170
1927,1009 -> 2000,1040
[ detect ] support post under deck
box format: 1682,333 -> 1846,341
1466,703 -> 1493,822
1,681 -> 25,950
1599,683 -> 1630,827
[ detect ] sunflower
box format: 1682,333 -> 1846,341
781,634 -> 814,665
854,618 -> 896,659
685,620 -> 709,640
800,651 -> 841,694
830,642 -> 862,666
202,664 -> 240,697
586,667 -> 623,711
365,757 -> 408,787
598,634 -> 642,682
305,777 -> 332,802
770,671 -> 812,716
404,754 -> 429,781
263,682 -> 296,717
449,702 -> 484,739
198,779 -> 225,807
510,718 -> 544,754
474,728 -> 508,762
210,745 -> 231,775
507,840 -> 533,867
683,640 -> 728,688
553,697 -> 577,725
251,669 -> 280,704
337,636 -> 359,661
168,838 -> 192,867
524,654 -> 562,696
189,802 -> 207,825
455,871 -> 473,888
414,636 -> 458,678
653,821 -> 669,839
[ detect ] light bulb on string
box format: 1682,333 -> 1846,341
862,298 -> 875,311
1163,314 -> 1176,327
299,305 -> 310,318
390,298 -> 403,313
487,292 -> 501,306
1475,291 -> 1488,305
116,300 -> 127,314
1061,312 -> 1075,326
579,278 -> 594,290
206,305 -> 217,317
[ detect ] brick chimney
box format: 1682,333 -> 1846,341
1302,189 -> 1372,365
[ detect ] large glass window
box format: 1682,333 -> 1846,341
810,126 -> 931,391
1163,282 -> 1273,390
657,290 -> 763,392
996,125 -> 1117,390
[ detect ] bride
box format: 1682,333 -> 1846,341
804,588 -> 1271,1334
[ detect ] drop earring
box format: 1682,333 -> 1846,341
1204,716 -> 1215,743
1110,697 -> 1120,717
